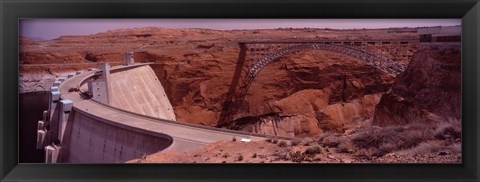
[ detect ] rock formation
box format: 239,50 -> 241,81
373,48 -> 461,126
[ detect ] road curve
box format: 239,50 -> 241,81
58,63 -> 282,152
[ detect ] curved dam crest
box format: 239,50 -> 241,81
39,63 -> 273,163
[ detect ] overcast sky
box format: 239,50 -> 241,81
20,19 -> 461,40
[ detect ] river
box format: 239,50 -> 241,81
19,91 -> 49,163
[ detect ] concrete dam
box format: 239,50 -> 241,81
36,62 -> 272,163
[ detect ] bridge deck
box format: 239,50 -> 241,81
58,64 -> 278,153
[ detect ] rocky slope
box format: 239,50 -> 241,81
373,48 -> 461,126
129,133 -> 461,164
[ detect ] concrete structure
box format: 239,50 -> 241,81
123,51 -> 135,66
109,65 -> 176,120
38,63 -> 280,163
45,145 -> 61,163
418,26 -> 461,50
48,91 -> 61,122
418,26 -> 461,42
87,63 -> 111,105
52,81 -> 61,86
36,130 -> 46,150
57,100 -> 73,143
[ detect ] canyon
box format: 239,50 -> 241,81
20,27 -> 461,163
20,27 -> 414,136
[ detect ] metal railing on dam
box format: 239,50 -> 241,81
38,63 -> 289,163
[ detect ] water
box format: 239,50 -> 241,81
19,91 -> 49,163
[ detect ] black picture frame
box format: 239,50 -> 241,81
1,0 -> 479,181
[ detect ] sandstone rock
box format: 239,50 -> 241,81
373,48 -> 461,126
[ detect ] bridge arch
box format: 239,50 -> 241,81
218,42 -> 411,127
247,43 -> 406,80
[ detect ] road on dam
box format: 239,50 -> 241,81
58,63 -> 279,154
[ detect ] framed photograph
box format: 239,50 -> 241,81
1,0 -> 479,181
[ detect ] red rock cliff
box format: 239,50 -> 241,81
373,48 -> 461,126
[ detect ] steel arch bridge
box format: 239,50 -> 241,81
218,39 -> 419,128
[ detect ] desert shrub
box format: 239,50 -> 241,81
434,123 -> 461,140
251,153 -> 257,158
351,125 -> 433,157
291,151 -> 307,163
271,137 -> 279,144
290,139 -> 301,146
273,151 -> 291,160
304,146 -> 321,155
257,154 -> 267,159
336,142 -> 354,153
316,132 -> 332,143
399,129 -> 433,149
449,143 -> 462,153
353,148 -> 376,160
236,155 -> 243,161
232,137 -> 237,141
372,143 -> 397,157
397,141 -> 442,156
266,136 -> 273,143
303,138 -> 314,146
278,140 -> 288,148
321,136 -> 342,148
351,126 -> 387,149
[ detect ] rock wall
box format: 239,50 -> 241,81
234,91 -> 383,138
19,63 -> 125,93
373,48 -> 461,126
19,66 -> 86,93
224,50 -> 394,138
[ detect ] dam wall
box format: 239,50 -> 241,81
109,65 -> 176,120
38,64 -> 175,163
38,63 -> 271,163
61,108 -> 173,163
